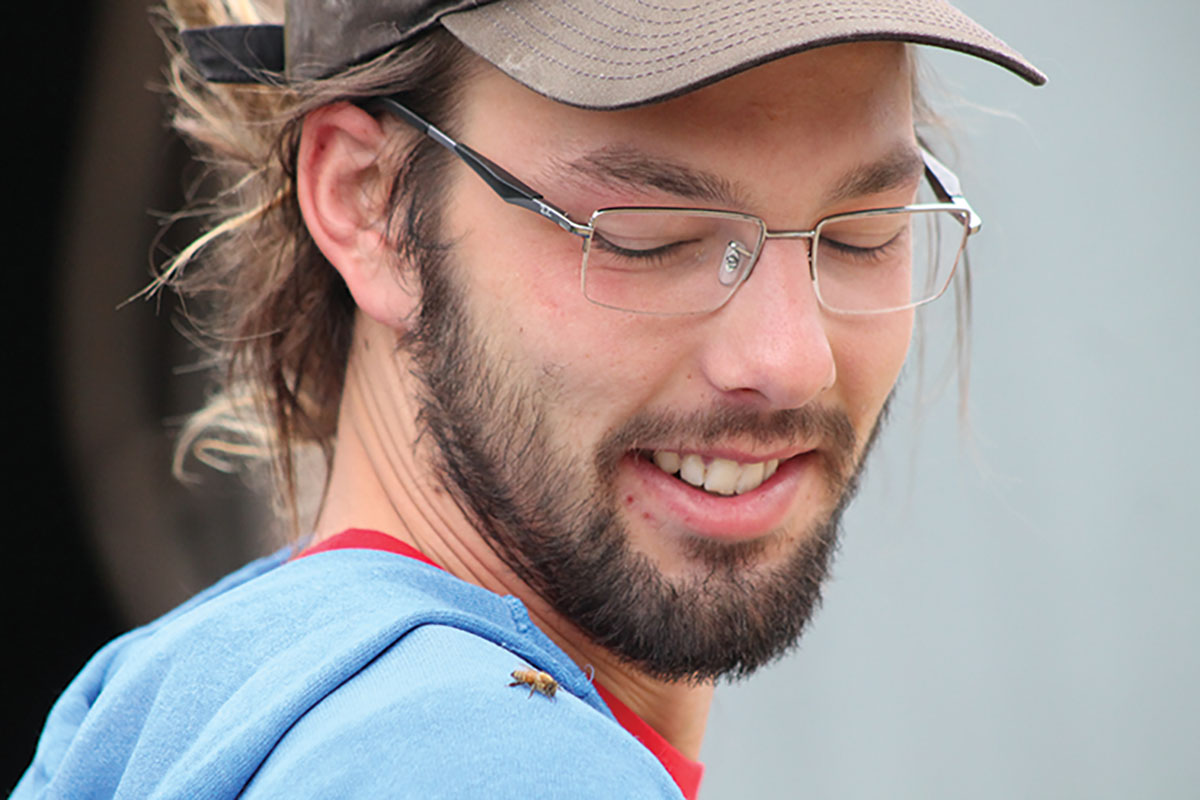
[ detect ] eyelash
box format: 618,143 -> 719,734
820,231 -> 904,262
591,235 -> 697,261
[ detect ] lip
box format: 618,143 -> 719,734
639,444 -> 812,464
620,449 -> 824,541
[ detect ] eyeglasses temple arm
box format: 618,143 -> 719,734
920,148 -> 983,233
367,96 -> 589,237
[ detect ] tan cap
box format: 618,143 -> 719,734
185,0 -> 1045,106
440,0 -> 1045,108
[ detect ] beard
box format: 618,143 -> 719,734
404,246 -> 884,682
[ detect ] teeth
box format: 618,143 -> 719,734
704,458 -> 741,496
679,454 -> 706,487
734,461 -> 765,494
651,451 -> 782,495
653,450 -> 681,474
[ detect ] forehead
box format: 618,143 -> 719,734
453,42 -> 916,213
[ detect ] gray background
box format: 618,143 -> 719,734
701,1 -> 1200,797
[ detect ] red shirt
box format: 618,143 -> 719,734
297,529 -> 705,800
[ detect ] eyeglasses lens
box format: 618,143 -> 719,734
582,207 -> 968,315
583,210 -> 764,314
813,208 -> 969,314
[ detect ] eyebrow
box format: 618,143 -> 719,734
822,145 -> 925,206
555,145 -> 747,207
550,141 -> 925,212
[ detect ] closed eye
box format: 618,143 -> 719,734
821,230 -> 904,261
591,233 -> 702,262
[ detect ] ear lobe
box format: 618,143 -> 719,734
297,101 -> 419,327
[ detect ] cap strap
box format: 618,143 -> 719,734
181,25 -> 284,84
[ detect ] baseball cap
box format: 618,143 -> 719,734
183,0 -> 1045,109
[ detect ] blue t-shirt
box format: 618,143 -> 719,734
14,544 -> 685,798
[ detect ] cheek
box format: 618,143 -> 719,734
452,212 -> 685,434
451,175 -> 586,322
829,309 -> 913,422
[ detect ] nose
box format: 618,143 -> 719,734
695,238 -> 836,409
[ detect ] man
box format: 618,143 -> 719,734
16,1 -> 1043,797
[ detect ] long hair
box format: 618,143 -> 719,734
157,0 -> 472,533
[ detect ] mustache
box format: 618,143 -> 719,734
593,403 -> 859,484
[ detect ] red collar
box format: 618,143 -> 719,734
592,682 -> 705,800
297,529 -> 705,799
296,528 -> 441,569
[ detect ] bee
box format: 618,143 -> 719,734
509,668 -> 558,699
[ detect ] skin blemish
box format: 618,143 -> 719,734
746,99 -> 782,123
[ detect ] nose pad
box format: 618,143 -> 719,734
718,240 -> 754,287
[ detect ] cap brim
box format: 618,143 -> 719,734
441,0 -> 1045,109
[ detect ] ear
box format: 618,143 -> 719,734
296,102 -> 419,327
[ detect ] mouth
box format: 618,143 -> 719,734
644,449 -> 785,497
623,446 -> 821,542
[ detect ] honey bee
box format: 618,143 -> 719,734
509,668 -> 558,699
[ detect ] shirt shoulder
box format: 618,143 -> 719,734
244,623 -> 682,798
15,549 -> 681,799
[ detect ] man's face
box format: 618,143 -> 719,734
405,42 -> 918,679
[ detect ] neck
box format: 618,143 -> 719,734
314,314 -> 713,759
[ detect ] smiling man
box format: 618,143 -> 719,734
16,2 -> 1042,797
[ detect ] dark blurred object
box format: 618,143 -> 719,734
6,0 -> 264,790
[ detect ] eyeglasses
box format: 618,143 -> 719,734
368,95 -> 982,316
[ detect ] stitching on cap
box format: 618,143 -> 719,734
588,0 -> 786,26
501,3 -> 895,63
483,3 -> 970,74
485,0 -> 1000,64
525,0 -> 842,53
541,0 -> 980,38
574,0 -> 909,36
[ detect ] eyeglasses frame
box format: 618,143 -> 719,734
365,94 -> 983,316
